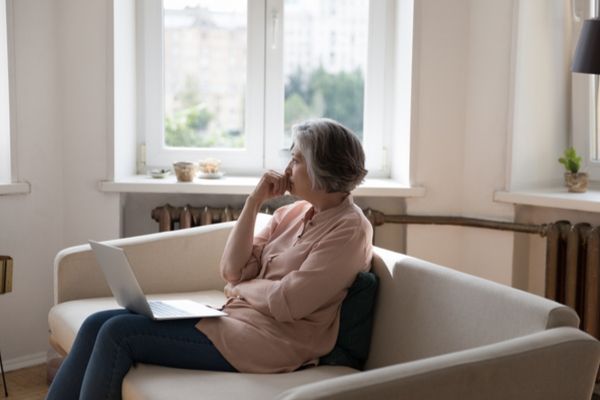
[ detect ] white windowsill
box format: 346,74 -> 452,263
494,186 -> 600,213
0,182 -> 30,196
99,175 -> 426,198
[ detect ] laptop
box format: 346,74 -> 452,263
89,240 -> 227,320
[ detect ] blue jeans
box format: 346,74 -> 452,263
46,309 -> 236,400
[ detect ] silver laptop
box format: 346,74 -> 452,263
89,240 -> 226,320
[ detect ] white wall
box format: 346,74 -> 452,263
0,0 -> 119,370
406,0 -> 517,286
57,0 -> 120,246
509,0 -> 572,190
0,0 -> 63,369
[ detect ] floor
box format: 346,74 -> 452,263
1,364 -> 47,400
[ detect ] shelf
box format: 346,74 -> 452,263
494,186 -> 600,213
99,175 -> 426,198
0,182 -> 31,196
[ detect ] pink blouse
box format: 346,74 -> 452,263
196,195 -> 373,373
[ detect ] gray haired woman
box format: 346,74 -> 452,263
214,117 -> 373,372
47,118 -> 373,400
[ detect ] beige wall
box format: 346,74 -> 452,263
0,0 -> 64,369
406,0 -> 517,286
0,0 -> 120,369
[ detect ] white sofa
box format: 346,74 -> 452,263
48,215 -> 600,400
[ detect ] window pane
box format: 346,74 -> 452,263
283,0 -> 369,147
163,0 -> 247,149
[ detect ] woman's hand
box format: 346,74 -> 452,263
220,171 -> 287,284
223,279 -> 275,316
248,170 -> 290,206
224,282 -> 240,298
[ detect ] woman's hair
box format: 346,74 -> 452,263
292,118 -> 368,193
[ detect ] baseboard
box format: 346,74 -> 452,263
3,351 -> 47,372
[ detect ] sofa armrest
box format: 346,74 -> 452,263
366,247 -> 580,370
276,327 -> 600,400
54,222 -> 233,304
54,213 -> 272,304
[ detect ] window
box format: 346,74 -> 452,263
139,0 -> 397,176
0,0 -> 11,183
572,0 -> 600,179
280,0 -> 368,147
163,1 -> 248,150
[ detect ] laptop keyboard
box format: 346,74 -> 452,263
149,301 -> 192,317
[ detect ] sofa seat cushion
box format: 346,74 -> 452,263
122,364 -> 357,400
48,290 -> 227,354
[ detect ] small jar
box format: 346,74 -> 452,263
173,162 -> 196,182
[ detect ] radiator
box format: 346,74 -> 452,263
151,205 -> 245,231
545,221 -> 600,339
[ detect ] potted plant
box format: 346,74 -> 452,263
559,147 -> 588,192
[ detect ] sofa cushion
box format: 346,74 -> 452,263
123,364 -> 357,400
48,290 -> 227,354
319,271 -> 379,370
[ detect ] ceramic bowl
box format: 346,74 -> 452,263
173,162 -> 196,182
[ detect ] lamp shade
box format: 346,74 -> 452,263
573,18 -> 600,74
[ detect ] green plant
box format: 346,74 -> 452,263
558,147 -> 582,173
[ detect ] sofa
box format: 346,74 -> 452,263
48,214 -> 600,400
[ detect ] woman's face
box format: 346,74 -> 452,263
285,148 -> 312,198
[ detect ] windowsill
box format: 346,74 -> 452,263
0,182 -> 31,196
494,185 -> 600,213
99,175 -> 426,198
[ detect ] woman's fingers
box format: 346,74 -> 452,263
276,173 -> 289,195
273,173 -> 285,196
250,170 -> 288,204
264,171 -> 286,196
224,283 -> 239,298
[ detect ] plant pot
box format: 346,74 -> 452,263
564,172 -> 588,193
173,162 -> 197,182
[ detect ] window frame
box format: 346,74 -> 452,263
139,0 -> 395,177
572,0 -> 600,180
141,0 -> 265,174
0,0 -> 13,184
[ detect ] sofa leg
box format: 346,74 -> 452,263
46,349 -> 64,386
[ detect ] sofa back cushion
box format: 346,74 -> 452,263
319,271 -> 379,370
364,247 -> 580,370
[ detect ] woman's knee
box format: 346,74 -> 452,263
95,313 -> 143,346
79,309 -> 128,337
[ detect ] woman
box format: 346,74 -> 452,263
46,118 -> 373,400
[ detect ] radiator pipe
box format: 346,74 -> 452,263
363,209 -> 549,236
153,206 -> 549,236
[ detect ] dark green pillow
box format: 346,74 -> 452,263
319,271 -> 379,370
